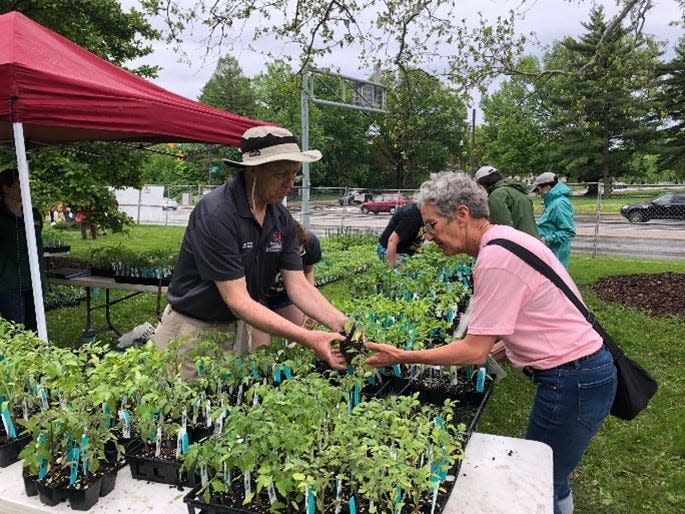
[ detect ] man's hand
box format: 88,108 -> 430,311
307,330 -> 346,370
364,341 -> 404,368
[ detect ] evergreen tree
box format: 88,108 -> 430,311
199,56 -> 257,118
541,6 -> 660,194
657,37 -> 685,178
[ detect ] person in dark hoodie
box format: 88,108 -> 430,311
532,172 -> 576,268
475,165 -> 539,238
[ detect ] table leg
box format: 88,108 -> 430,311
105,289 -> 123,336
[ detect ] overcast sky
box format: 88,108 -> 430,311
123,0 -> 683,104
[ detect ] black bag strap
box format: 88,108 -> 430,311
486,238 -> 625,359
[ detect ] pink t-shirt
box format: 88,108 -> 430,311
468,225 -> 603,370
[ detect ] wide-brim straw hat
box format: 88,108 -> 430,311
222,126 -> 322,167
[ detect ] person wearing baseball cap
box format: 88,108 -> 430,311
474,165 -> 538,238
154,126 -> 347,376
532,172 -> 576,268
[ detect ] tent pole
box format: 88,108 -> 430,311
12,122 -> 48,342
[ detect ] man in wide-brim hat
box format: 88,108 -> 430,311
154,126 -> 347,377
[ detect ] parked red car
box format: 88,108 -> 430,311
360,193 -> 410,214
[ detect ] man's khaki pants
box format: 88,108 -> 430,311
154,305 -> 251,379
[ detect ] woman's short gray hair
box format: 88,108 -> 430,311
415,171 -> 490,220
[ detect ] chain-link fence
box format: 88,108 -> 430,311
115,182 -> 685,260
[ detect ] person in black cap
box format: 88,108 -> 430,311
154,126 -> 347,377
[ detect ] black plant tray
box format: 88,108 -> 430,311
44,245 -> 71,253
0,433 -> 31,468
113,275 -> 171,286
184,484 -> 259,514
125,443 -> 198,488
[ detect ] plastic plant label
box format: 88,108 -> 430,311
155,426 -> 162,458
81,434 -> 90,476
394,486 -> 403,514
273,364 -> 282,384
37,434 -> 48,479
306,486 -> 315,514
205,400 -> 212,427
39,387 -> 48,411
244,472 -> 252,498
119,410 -> 131,439
237,384 -> 244,405
22,399 -> 29,421
284,365 -> 293,380
102,404 -> 111,429
349,494 -> 357,514
267,483 -> 277,504
200,465 -> 208,486
69,445 -> 80,485
476,366 -> 486,393
1,406 -> 16,439
335,479 -> 342,514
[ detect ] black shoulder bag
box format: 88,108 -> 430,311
487,238 -> 658,421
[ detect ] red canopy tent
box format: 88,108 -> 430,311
0,11 -> 266,339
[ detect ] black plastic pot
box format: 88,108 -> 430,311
36,478 -> 68,506
126,443 -> 198,487
66,475 -> 103,511
0,433 -> 31,468
99,466 -> 118,497
22,469 -> 38,497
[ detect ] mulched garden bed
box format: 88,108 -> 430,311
592,272 -> 685,318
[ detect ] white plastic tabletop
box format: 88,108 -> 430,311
0,432 -> 552,514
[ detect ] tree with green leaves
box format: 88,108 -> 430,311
0,0 -> 161,231
142,0 -> 671,94
656,37 -> 685,178
479,56 -> 554,176
539,6 -> 661,194
373,69 -> 468,188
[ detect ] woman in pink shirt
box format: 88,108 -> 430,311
365,171 -> 617,514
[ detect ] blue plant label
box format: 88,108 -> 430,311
394,486 -> 403,513
37,434 -> 48,479
1,406 -> 16,439
273,364 -> 282,384
250,364 -> 260,380
69,446 -> 80,485
476,366 -> 486,393
392,364 -> 402,377
349,494 -> 357,514
306,486 -> 315,514
353,384 -> 361,406
284,366 -> 293,380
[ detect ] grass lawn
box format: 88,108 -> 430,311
44,225 -> 684,513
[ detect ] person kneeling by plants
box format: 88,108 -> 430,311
365,171 -> 617,514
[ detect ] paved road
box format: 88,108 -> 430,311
142,204 -> 685,261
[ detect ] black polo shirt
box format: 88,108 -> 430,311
167,173 -> 303,322
378,203 -> 425,255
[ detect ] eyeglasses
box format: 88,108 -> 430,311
424,220 -> 438,233
272,171 -> 301,184
423,216 -> 451,234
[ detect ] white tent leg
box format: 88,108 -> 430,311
12,122 -> 48,342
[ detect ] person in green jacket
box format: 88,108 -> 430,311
475,165 -> 539,237
532,172 -> 576,268
0,168 -> 45,332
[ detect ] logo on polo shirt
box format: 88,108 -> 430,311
266,231 -> 283,253
242,242 -> 254,250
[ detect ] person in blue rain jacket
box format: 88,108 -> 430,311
532,172 -> 576,268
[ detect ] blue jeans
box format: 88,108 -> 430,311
0,290 -> 38,332
376,243 -> 409,265
525,347 -> 617,514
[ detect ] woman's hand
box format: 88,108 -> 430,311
364,341 -> 404,368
